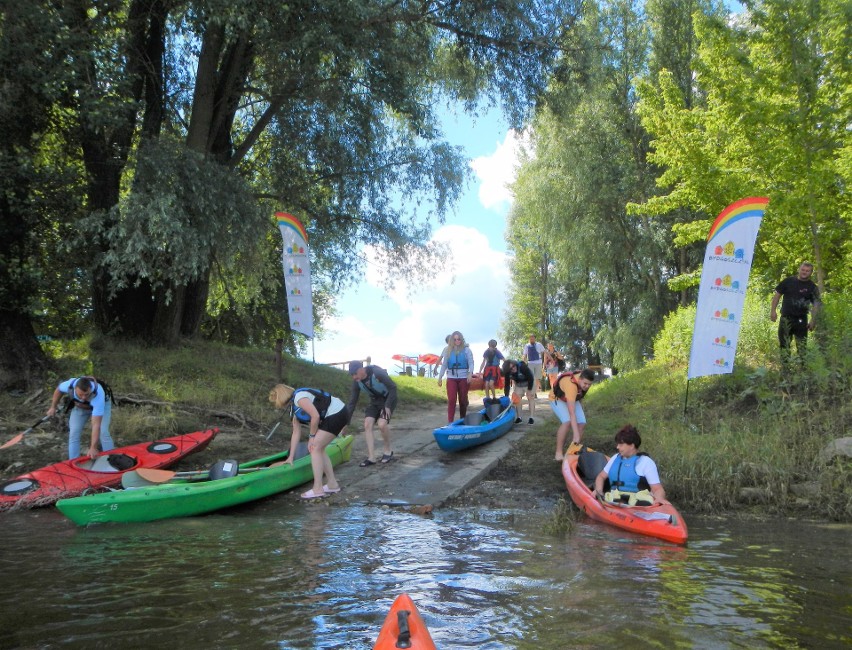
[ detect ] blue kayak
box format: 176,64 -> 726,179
432,396 -> 516,452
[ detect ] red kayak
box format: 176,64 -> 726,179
0,429 -> 217,512
373,593 -> 436,650
562,449 -> 688,545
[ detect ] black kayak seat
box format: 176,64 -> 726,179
208,459 -> 239,480
577,448 -> 608,489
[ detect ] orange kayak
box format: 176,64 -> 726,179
562,450 -> 688,545
373,593 -> 437,650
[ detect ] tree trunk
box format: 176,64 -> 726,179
151,284 -> 185,346
84,0 -> 170,339
0,310 -> 49,391
181,275 -> 211,337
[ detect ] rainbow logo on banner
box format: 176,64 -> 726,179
277,212 -> 309,245
706,197 -> 770,241
688,197 -> 768,380
276,212 -> 314,339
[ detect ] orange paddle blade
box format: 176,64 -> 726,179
0,433 -> 25,450
136,467 -> 179,483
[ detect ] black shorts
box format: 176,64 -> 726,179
365,401 -> 391,422
319,409 -> 348,436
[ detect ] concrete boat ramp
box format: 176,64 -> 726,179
328,400 -> 542,508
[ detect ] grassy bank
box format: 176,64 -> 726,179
28,336 -> 448,434
2,336 -> 850,522
581,364 -> 851,520
457,360 -> 851,522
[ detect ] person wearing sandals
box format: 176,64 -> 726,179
346,360 -> 397,466
269,384 -> 346,499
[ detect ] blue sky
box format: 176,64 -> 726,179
304,108 -> 526,373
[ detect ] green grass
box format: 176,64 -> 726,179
22,336 -> 448,441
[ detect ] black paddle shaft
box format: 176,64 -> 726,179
396,609 -> 412,648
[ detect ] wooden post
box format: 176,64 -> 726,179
275,339 -> 283,381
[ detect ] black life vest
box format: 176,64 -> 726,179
552,371 -> 587,402
358,368 -> 390,399
291,388 -> 332,423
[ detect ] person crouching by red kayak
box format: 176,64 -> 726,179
593,424 -> 671,506
47,376 -> 116,459
269,384 -> 347,500
549,368 -> 595,460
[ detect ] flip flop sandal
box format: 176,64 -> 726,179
323,484 -> 341,494
380,452 -> 394,464
300,488 -> 327,500
359,458 -> 376,467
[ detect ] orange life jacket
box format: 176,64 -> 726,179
552,371 -> 587,402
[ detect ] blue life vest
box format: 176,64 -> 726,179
608,453 -> 650,493
484,348 -> 502,367
291,388 -> 332,423
526,343 -> 541,362
448,349 -> 469,370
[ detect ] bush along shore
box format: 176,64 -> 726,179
1,334 -> 850,522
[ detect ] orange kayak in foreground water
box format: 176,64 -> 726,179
562,450 -> 688,545
373,593 -> 437,650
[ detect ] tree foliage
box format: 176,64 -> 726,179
634,0 -> 850,293
506,0 -> 682,371
0,0 -> 581,386
503,0 -> 849,371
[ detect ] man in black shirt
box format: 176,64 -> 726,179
502,359 -> 537,425
770,262 -> 821,362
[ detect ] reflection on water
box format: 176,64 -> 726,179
0,501 -> 849,649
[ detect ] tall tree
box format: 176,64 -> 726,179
635,0 -> 850,293
1,0 -> 583,387
72,0 -> 580,344
506,0 -> 679,371
0,3 -> 79,387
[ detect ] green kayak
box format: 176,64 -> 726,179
56,435 -> 353,525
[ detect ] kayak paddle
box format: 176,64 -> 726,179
0,416 -> 51,450
126,461 -> 288,486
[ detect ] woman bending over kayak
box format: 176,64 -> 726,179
593,424 -> 671,506
269,384 -> 348,500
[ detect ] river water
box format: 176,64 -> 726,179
0,499 -> 849,649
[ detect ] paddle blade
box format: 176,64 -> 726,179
0,433 -> 24,450
121,471 -> 157,489
136,467 -> 178,483
1,416 -> 51,450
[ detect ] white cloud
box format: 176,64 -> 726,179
381,225 -> 509,363
469,128 -> 530,210
315,225 -> 511,373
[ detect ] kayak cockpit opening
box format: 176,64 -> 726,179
75,453 -> 137,473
